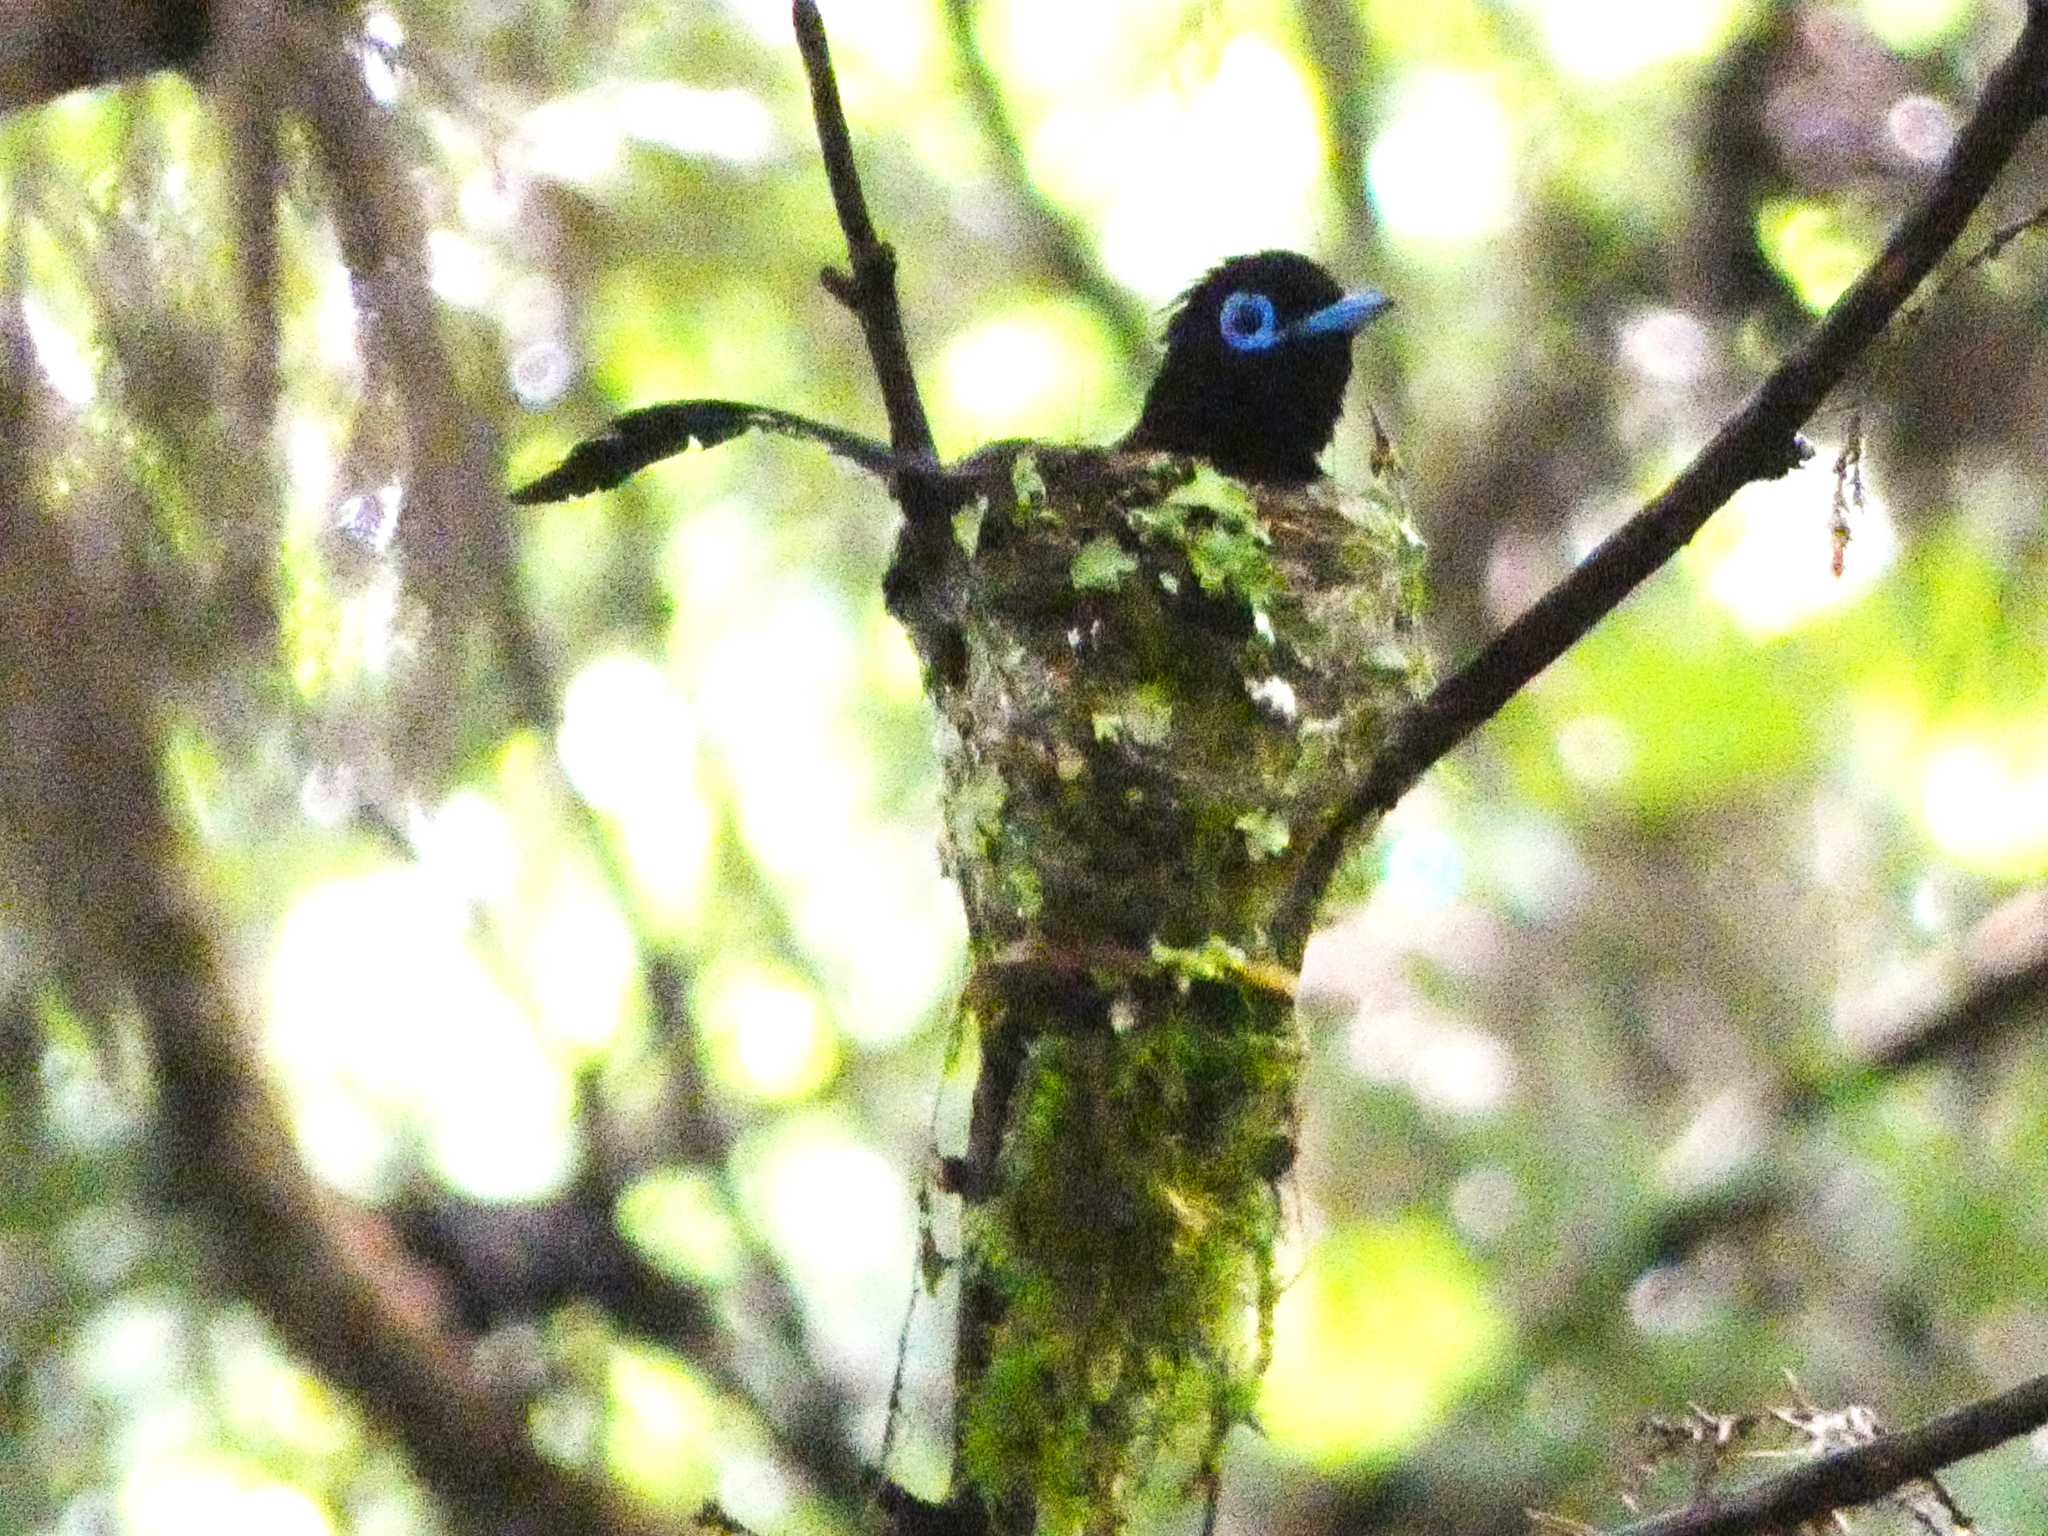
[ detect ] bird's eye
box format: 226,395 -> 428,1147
1218,291 -> 1279,352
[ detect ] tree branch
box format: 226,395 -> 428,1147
1602,1370 -> 2048,1536
1277,0 -> 2048,945
1823,885 -> 2048,1090
792,0 -> 937,466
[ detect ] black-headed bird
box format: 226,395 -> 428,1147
509,250 -> 1390,503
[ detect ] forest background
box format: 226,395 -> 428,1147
4,1 -> 2048,1535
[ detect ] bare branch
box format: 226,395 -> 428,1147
1601,1370 -> 2048,1536
1277,1 -> 2048,944
792,0 -> 937,466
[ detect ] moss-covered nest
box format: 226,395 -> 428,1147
893,446 -> 1430,1534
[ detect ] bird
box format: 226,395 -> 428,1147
1120,249 -> 1391,482
508,249 -> 1391,505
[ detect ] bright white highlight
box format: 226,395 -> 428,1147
619,82 -> 779,167
698,960 -> 839,1102
426,228 -> 495,309
268,866 -> 575,1198
1056,35 -> 1325,298
515,84 -> 779,185
1693,453 -> 1897,638
937,313 -> 1072,440
557,652 -> 716,924
1518,0 -> 1740,82
674,522 -> 963,1048
743,1117 -> 915,1372
1921,736 -> 2048,877
121,1461 -> 335,1536
23,295 -> 95,404
1368,72 -> 1517,247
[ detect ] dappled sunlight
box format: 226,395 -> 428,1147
739,1114 -> 916,1375
1021,32 -> 1326,299
604,1347 -> 720,1508
1690,454 -> 1898,638
1862,0 -> 1973,52
1758,199 -> 1873,313
13,1 -> 2048,1530
557,651 -> 718,928
1919,730 -> 2048,878
513,82 -> 781,187
23,292 -> 96,404
1262,1221 -> 1508,1465
695,955 -> 842,1103
617,1168 -> 744,1285
933,301 -> 1118,446
1367,71 -> 1517,247
688,580 -> 962,1047
1516,0 -> 1745,83
121,1459 -> 336,1536
267,865 -> 579,1199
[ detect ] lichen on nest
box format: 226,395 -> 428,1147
892,446 -> 1430,1533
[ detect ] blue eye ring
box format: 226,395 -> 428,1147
1218,290 -> 1280,352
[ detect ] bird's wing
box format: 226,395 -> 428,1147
509,399 -> 898,504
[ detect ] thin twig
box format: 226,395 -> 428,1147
792,0 -> 937,466
1275,0 -> 2048,947
1600,1369 -> 2048,1536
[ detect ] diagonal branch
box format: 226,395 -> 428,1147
1276,0 -> 2048,947
1600,1369 -> 2048,1536
792,0 -> 937,467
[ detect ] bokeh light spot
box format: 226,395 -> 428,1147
934,303 -> 1113,446
696,958 -> 840,1103
1920,732 -> 2048,877
1264,1220 -> 1507,1464
1518,0 -> 1744,83
618,1168 -> 743,1285
1368,72 -> 1516,247
606,1347 -> 717,1508
268,866 -> 575,1198
1757,199 -> 1870,313
1690,455 -> 1896,638
1862,0 -> 1969,52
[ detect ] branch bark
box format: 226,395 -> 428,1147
792,0 -> 937,466
1602,1370 -> 2048,1536
1276,0 -> 2048,945
0,332 -> 682,1536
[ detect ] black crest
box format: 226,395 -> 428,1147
1122,250 -> 1387,484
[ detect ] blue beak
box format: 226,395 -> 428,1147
1290,289 -> 1395,340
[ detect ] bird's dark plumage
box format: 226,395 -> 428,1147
509,250 -> 1389,502
1122,250 -> 1390,484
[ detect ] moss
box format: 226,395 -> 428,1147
955,496 -> 988,557
958,980 -> 1299,1531
895,445 -> 1429,1533
1070,534 -> 1139,593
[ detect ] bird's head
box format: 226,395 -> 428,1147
1123,250 -> 1392,484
